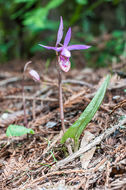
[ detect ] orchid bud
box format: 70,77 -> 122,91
29,69 -> 40,82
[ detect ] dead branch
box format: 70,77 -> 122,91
2,95 -> 57,102
55,118 -> 126,168
63,79 -> 93,88
0,77 -> 21,86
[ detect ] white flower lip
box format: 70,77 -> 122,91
61,48 -> 71,58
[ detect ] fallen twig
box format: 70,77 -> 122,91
110,99 -> 126,115
63,79 -> 93,88
2,95 -> 57,102
55,118 -> 126,168
24,169 -> 86,188
0,106 -> 43,127
0,77 -> 21,86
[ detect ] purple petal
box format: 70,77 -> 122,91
67,44 -> 91,51
64,27 -> 71,47
39,44 -> 62,52
61,48 -> 71,58
56,16 -> 63,46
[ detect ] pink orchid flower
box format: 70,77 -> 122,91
39,17 -> 91,72
29,69 -> 40,82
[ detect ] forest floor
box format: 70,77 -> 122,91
0,60 -> 126,190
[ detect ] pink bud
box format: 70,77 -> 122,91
29,69 -> 40,82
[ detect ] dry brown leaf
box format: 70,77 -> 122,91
80,131 -> 96,169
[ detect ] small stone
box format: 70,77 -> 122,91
46,121 -> 57,128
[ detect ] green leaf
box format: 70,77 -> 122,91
14,0 -> 35,3
61,75 -> 110,145
23,8 -> 48,30
46,0 -> 64,10
112,30 -> 123,38
6,124 -> 35,137
76,0 -> 88,5
23,0 -> 64,31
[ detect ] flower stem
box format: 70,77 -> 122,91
58,69 -> 65,133
22,73 -> 28,127
56,52 -> 66,133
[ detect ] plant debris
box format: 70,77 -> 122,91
0,62 -> 126,190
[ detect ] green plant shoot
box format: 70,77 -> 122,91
61,75 -> 110,151
6,124 -> 34,137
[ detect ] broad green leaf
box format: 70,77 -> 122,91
46,0 -> 64,10
23,8 -> 48,29
112,30 -> 123,38
6,124 -> 35,137
61,75 -> 110,144
23,0 -> 64,31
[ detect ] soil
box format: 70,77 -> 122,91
0,60 -> 126,190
